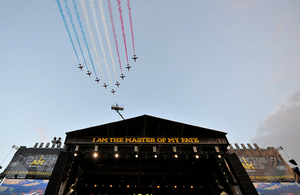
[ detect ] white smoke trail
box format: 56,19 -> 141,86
90,0 -> 113,84
99,0 -> 118,78
80,0 -> 104,79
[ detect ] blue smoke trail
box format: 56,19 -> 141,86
64,0 -> 89,70
72,0 -> 97,77
55,0 -> 80,63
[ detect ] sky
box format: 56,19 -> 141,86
1,0 -> 300,170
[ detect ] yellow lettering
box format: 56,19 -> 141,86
92,138 -> 96,142
242,163 -> 255,169
116,138 -> 123,142
125,138 -> 131,142
132,138 -> 137,142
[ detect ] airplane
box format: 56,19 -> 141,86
111,89 -> 116,94
86,71 -> 92,77
78,64 -> 83,71
95,77 -> 100,83
103,83 -> 108,89
126,64 -> 131,71
120,74 -> 125,80
132,54 -> 138,62
115,81 -> 120,87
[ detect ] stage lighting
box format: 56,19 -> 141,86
195,155 -> 199,159
154,154 -> 157,158
115,154 -> 119,158
74,153 -> 78,157
135,154 -> 138,158
93,153 -> 98,158
174,154 -> 178,158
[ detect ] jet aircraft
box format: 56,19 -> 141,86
78,64 -> 83,71
115,81 -> 120,87
103,83 -> 108,89
120,74 -> 125,80
95,77 -> 100,83
132,54 -> 138,62
126,64 -> 131,71
86,71 -> 92,77
111,89 -> 116,94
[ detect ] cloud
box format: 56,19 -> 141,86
36,126 -> 49,142
267,17 -> 291,43
251,89 -> 300,165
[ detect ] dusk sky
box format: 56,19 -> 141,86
1,0 -> 300,169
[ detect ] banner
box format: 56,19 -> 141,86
229,149 -> 295,182
0,179 -> 49,195
3,148 -> 64,179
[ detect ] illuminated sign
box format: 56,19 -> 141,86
92,137 -> 200,143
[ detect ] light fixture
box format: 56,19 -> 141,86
134,146 -> 138,152
154,154 -> 158,158
93,153 -> 98,158
195,155 -> 199,159
127,185 -> 130,188
191,186 -> 194,188
94,184 -> 97,187
157,185 -> 160,188
74,153 -> 78,157
153,146 -> 157,152
193,146 -> 197,153
94,145 -> 98,152
115,154 -> 119,158
174,154 -> 178,158
173,146 -> 177,152
75,145 -> 79,151
135,154 -> 138,158
218,154 -> 222,159
174,185 -> 177,188
114,146 -> 118,152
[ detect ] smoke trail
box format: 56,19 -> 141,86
64,0 -> 89,70
72,0 -> 97,77
108,0 -> 123,73
117,0 -> 129,63
55,0 -> 80,64
81,0 -> 103,79
90,0 -> 112,83
99,0 -> 120,76
127,0 -> 135,54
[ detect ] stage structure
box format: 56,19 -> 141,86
0,144 -> 64,194
228,145 -> 300,194
45,115 -> 257,195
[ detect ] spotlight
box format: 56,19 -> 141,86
218,154 -> 222,159
94,184 -> 97,187
191,186 -> 194,188
154,154 -> 158,158
135,154 -> 138,158
110,185 -> 113,188
127,185 -> 130,188
115,154 -> 119,158
195,155 -> 199,159
93,153 -> 98,158
174,185 -> 177,188
174,154 -> 178,158
74,153 -> 78,157
157,185 -> 160,188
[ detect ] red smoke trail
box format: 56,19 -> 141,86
117,0 -> 129,63
108,0 -> 122,73
127,0 -> 135,54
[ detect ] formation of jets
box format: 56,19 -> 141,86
126,64 -> 131,71
132,54 -> 138,62
103,83 -> 108,89
77,54 -> 138,94
86,71 -> 91,77
78,64 -> 83,71
120,74 -> 125,80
